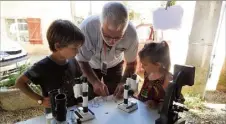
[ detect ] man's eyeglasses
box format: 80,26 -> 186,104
101,29 -> 124,41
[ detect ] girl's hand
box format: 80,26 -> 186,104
132,92 -> 139,99
145,100 -> 157,109
113,83 -> 124,99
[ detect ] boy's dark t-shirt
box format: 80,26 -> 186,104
24,57 -> 82,112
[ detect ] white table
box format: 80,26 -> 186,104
16,97 -> 160,124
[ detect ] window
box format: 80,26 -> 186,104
18,23 -> 28,31
5,18 -> 29,42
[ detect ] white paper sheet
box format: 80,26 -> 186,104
153,5 -> 184,30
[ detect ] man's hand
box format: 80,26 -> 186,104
42,97 -> 51,108
113,83 -> 124,99
77,61 -> 109,96
93,81 -> 109,96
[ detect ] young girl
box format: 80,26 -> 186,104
138,41 -> 172,108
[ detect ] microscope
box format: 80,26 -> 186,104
48,76 -> 94,124
118,74 -> 139,113
155,64 -> 195,124
73,76 -> 95,122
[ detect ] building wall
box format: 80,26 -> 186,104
186,1 -> 222,68
207,2 -> 226,91
217,59 -> 226,91
185,1 -> 223,95
1,1 -> 72,55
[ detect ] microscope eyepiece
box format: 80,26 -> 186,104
55,93 -> 67,122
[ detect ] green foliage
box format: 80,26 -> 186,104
129,10 -> 141,20
122,1 -> 128,7
129,10 -> 135,20
166,0 -> 176,9
217,59 -> 226,90
184,93 -> 205,110
0,74 -> 17,87
169,0 -> 176,6
0,63 -> 42,94
0,64 -> 29,88
122,1 -> 141,21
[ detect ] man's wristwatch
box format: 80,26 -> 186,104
38,99 -> 43,105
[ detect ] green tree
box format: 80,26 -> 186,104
129,10 -> 135,20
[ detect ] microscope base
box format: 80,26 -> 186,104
118,101 -> 138,113
55,120 -> 67,124
174,118 -> 186,124
74,107 -> 95,122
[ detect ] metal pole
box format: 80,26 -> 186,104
70,1 -> 76,22
89,1 -> 92,16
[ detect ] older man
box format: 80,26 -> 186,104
76,2 -> 138,99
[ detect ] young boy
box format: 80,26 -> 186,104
15,19 -> 85,113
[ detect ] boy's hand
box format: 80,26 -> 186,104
113,83 -> 124,99
42,97 -> 51,108
93,81 -> 109,96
